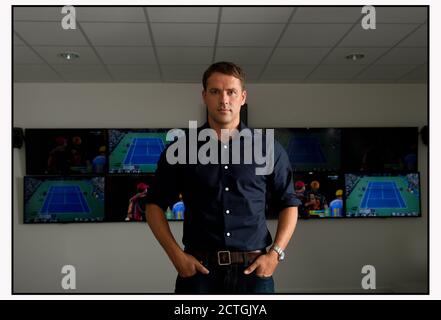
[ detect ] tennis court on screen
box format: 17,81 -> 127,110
123,137 -> 165,166
40,185 -> 91,214
360,181 -> 406,209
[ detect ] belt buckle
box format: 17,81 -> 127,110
217,250 -> 231,265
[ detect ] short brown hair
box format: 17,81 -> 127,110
202,61 -> 245,90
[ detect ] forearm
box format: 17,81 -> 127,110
146,203 -> 185,265
272,206 -> 298,250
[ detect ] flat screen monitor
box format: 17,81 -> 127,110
25,129 -> 107,175
108,129 -> 171,173
345,172 -> 421,217
24,176 -> 105,223
273,128 -> 341,172
341,127 -> 419,172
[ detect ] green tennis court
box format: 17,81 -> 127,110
25,179 -> 104,222
109,132 -> 168,173
346,175 -> 420,217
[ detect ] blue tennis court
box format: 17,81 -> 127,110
40,185 -> 90,214
287,137 -> 326,164
123,138 -> 165,165
360,181 -> 406,209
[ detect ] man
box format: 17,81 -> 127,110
46,136 -> 68,174
294,180 -> 307,218
305,193 -> 321,211
305,180 -> 328,212
126,182 -> 149,222
294,180 -> 306,201
329,189 -> 344,217
172,194 -> 185,220
92,145 -> 107,173
146,61 -> 300,293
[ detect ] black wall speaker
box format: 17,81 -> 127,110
13,127 -> 24,149
420,125 -> 428,146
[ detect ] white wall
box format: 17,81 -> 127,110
13,83 -> 428,293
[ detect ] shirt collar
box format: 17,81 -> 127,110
200,120 -> 248,132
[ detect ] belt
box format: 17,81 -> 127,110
186,249 -> 265,266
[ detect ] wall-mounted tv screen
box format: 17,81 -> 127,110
293,172 -> 345,218
106,175 -> 185,222
108,129 -> 171,173
24,176 -> 105,223
273,128 -> 341,172
341,127 -> 418,172
345,173 -> 421,217
25,129 -> 107,175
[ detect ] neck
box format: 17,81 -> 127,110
207,117 -> 240,141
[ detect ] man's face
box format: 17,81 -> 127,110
202,72 -> 247,127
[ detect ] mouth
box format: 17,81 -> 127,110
218,109 -> 231,114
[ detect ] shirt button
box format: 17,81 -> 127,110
226,210 -> 230,214
224,165 -> 228,169
224,145 -> 228,149
225,187 -> 229,191
226,232 -> 231,237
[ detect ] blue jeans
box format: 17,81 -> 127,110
174,263 -> 275,294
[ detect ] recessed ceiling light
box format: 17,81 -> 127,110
58,52 -> 80,61
345,53 -> 365,61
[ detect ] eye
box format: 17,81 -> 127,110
209,88 -> 219,95
227,90 -> 237,96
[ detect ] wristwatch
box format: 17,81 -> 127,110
270,244 -> 285,262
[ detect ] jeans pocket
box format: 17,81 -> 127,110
245,271 -> 275,293
175,273 -> 197,293
175,272 -> 212,294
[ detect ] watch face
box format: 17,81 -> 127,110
279,251 -> 285,261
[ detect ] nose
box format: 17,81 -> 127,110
220,91 -> 229,105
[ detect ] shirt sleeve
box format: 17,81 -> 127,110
146,143 -> 181,212
268,140 -> 302,212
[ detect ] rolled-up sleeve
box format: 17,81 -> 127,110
146,143 -> 181,211
269,141 -> 301,212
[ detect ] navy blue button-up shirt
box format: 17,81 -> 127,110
147,121 -> 300,251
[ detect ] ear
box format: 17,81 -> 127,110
202,89 -> 208,105
241,89 -> 247,106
